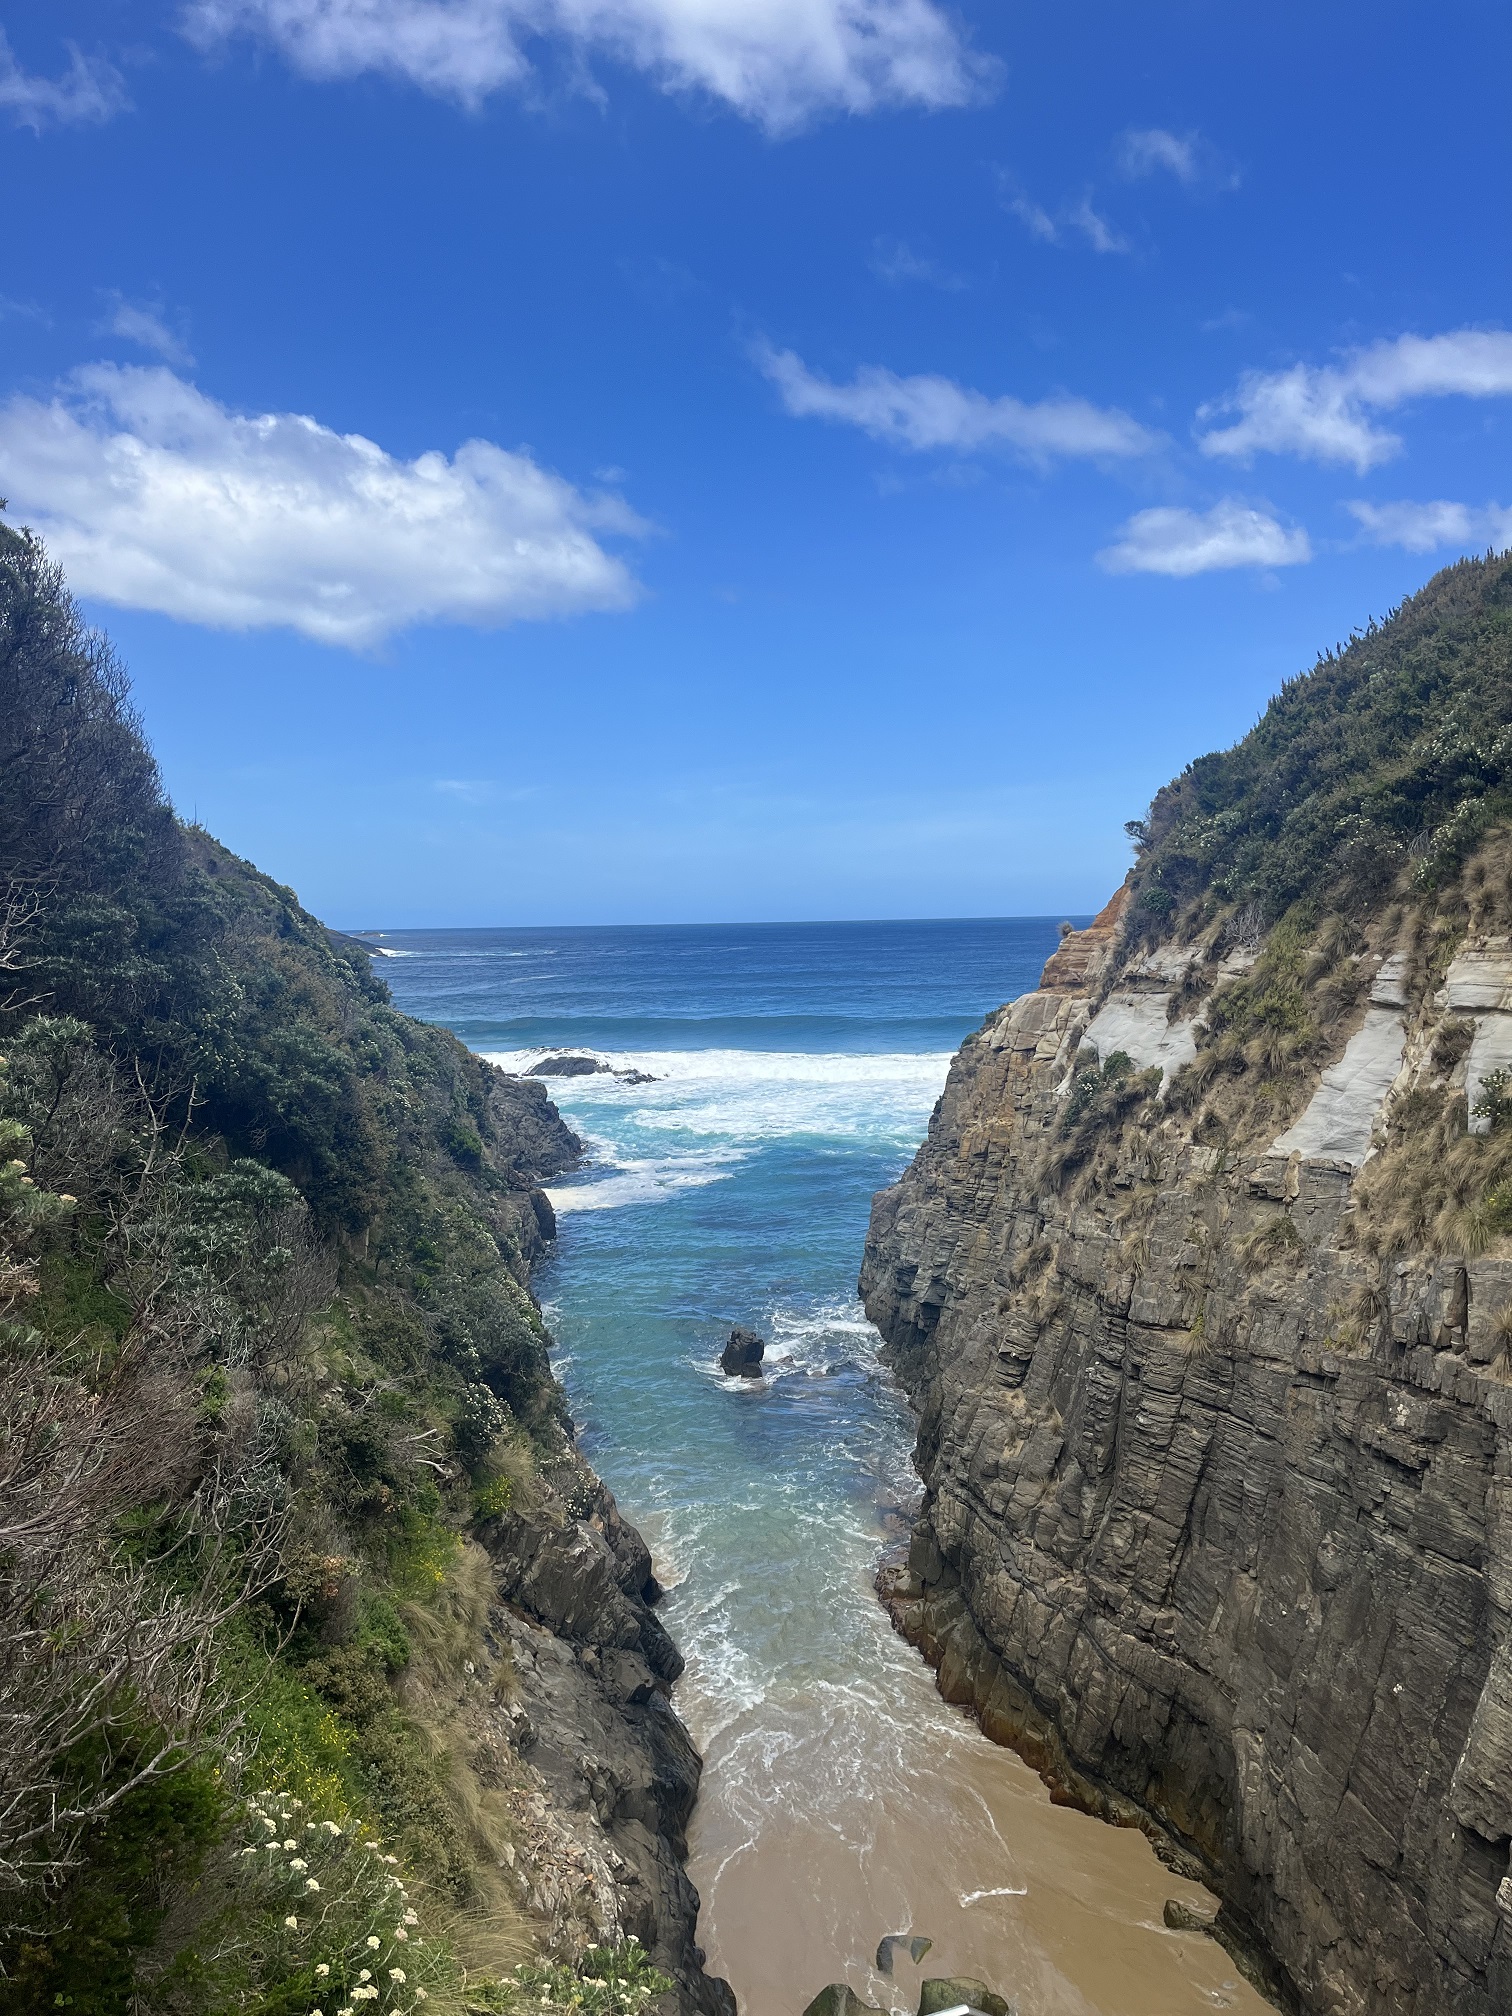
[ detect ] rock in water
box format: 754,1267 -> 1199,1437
527,1052 -> 607,1077
916,1978 -> 1013,2016
719,1326 -> 765,1378
1164,1898 -> 1219,1933
800,1989 -> 885,2016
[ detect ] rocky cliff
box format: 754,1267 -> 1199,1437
862,554 -> 1512,2016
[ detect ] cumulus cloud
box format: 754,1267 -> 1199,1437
103,295 -> 195,367
1347,498 -> 1512,555
756,344 -> 1157,463
0,29 -> 128,130
1199,329 -> 1512,472
183,0 -> 996,133
1098,499 -> 1311,577
0,364 -> 644,648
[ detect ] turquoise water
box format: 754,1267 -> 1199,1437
379,921 -> 1262,2016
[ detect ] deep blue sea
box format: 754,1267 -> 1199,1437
377,919 -> 1261,2016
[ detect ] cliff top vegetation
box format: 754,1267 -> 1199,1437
1128,549 -> 1512,937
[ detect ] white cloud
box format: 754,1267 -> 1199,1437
1068,195 -> 1127,255
103,296 -> 195,367
870,238 -> 966,291
1117,126 -> 1236,190
1199,328 -> 1512,472
756,344 -> 1157,463
0,364 -> 644,648
1001,179 -> 1128,254
1347,498 -> 1512,555
1005,189 -> 1058,244
1098,499 -> 1311,577
0,29 -> 128,130
1119,127 -> 1197,181
183,0 -> 996,133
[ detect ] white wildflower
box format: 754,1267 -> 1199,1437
389,1969 -> 406,1983
382,1855 -> 398,1866
263,1818 -> 278,1832
402,1910 -> 418,1926
283,1839 -> 298,1850
284,1915 -> 299,1930
291,1858 -> 308,1872
324,1821 -> 343,1835
359,1970 -> 372,1982
306,1878 -> 322,1892
316,1964 -> 331,1977
241,1847 -> 259,1857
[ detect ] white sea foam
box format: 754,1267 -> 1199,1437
490,1047 -> 951,1214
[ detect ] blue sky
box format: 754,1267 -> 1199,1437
3,0 -> 1511,925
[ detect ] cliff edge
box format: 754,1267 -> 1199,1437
862,552 -> 1512,2016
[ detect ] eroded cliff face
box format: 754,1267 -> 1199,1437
861,898 -> 1512,2016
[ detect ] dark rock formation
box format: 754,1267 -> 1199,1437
486,1066 -> 584,1183
479,1463 -> 731,2016
615,1069 -> 659,1085
861,910 -> 1512,2016
719,1327 -> 766,1378
528,1052 -> 609,1077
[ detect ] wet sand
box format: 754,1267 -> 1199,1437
680,1571 -> 1271,2016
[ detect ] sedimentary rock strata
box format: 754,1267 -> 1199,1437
862,905 -> 1512,2016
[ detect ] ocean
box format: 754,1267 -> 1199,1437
376,919 -> 1263,2016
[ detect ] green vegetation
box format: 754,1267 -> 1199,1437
1126,550 -> 1512,937
0,521 -> 588,2008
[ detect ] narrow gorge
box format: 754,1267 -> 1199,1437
863,552 -> 1512,2016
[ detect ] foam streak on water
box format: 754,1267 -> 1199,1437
378,923 -> 1266,2016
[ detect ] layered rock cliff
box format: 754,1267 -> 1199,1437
862,553 -> 1512,2016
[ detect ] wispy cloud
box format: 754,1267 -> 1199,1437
756,343 -> 1157,464
0,28 -> 128,131
870,238 -> 967,291
183,0 -> 999,134
1004,189 -> 1059,244
1001,177 -> 1129,254
1199,328 -> 1512,472
1068,195 -> 1127,255
102,295 -> 195,368
1098,499 -> 1310,576
1346,498 -> 1512,554
0,364 -> 646,648
1117,126 -> 1237,190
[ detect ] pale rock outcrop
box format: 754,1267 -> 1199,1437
1268,955 -> 1409,1169
1442,943 -> 1512,1133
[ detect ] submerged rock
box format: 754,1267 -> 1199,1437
719,1326 -> 766,1378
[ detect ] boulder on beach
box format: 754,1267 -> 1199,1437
527,1053 -> 607,1078
719,1326 -> 766,1378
